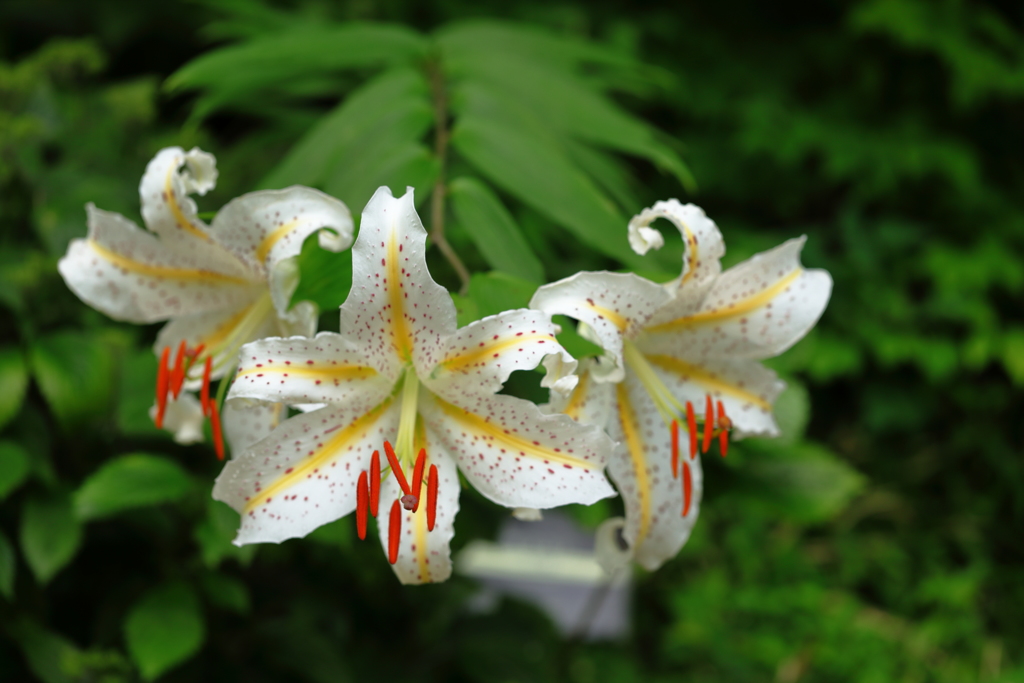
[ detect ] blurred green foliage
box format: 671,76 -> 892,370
0,0 -> 1022,681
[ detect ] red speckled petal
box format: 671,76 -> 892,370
337,187 -> 457,383
229,332 -> 396,407
644,237 -> 832,362
530,271 -> 671,384
377,446 -> 459,585
213,398 -> 401,545
421,391 -> 615,510
139,147 -> 221,247
221,399 -> 287,456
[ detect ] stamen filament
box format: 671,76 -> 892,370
388,499 -> 401,564
701,394 -> 714,454
369,450 -> 381,517
170,341 -> 187,398
356,471 -> 369,540
427,464 -> 438,531
670,420 -> 680,479
383,441 -> 411,496
201,293 -> 275,378
682,460 -> 692,517
411,449 -> 426,512
200,356 -> 212,415
717,401 -> 729,457
155,346 -> 171,429
685,401 -> 698,460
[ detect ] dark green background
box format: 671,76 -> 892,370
1,0 -> 1022,681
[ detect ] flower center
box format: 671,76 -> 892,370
353,369 -> 439,564
622,339 -> 732,516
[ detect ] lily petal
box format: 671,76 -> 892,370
643,237 -> 833,361
605,371 -> 703,571
643,354 -> 785,437
545,362 -> 615,429
530,272 -> 672,383
378,447 -> 459,584
629,200 -> 724,302
209,187 -> 354,315
58,205 -> 259,323
338,186 -> 457,381
139,147 -> 220,246
229,333 -> 394,407
149,392 -> 205,445
221,398 -> 287,455
421,391 -> 616,510
213,397 -> 401,544
426,309 -> 574,401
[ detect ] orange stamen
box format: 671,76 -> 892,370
200,356 -> 213,416
155,346 -> 171,429
411,448 -> 426,512
190,344 -> 205,361
388,499 -> 401,564
383,441 -> 411,496
209,400 -> 224,461
701,394 -> 714,454
685,401 -> 697,460
356,471 -> 368,540
369,450 -> 381,517
170,340 -> 187,398
717,401 -> 729,457
427,464 -> 438,531
670,419 -> 680,479
682,460 -> 692,517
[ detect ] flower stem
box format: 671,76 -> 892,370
427,55 -> 471,295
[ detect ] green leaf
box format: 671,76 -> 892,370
324,141 -> 438,219
1001,326 -> 1024,386
20,492 -> 82,583
3,617 -> 80,683
449,176 -> 544,283
741,443 -> 866,523
115,349 -> 160,437
73,454 -> 193,521
0,529 -> 15,600
451,96 -> 644,270
124,582 -> 206,681
771,381 -> 810,447
199,572 -> 251,615
466,271 -> 539,319
194,498 -> 256,569
166,23 -> 428,117
291,234 -> 353,314
451,292 -> 480,328
0,347 -> 28,431
29,330 -> 115,430
260,68 -> 433,190
0,440 -> 30,501
551,316 -> 604,361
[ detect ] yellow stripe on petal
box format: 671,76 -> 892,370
562,371 -> 590,421
433,397 -> 601,471
440,333 -> 556,373
582,300 -> 629,331
164,165 -> 212,242
616,383 -> 651,543
89,240 -> 251,285
255,219 -> 301,264
242,395 -> 395,515
235,363 -> 378,382
386,228 -> 413,360
648,268 -> 802,332
646,354 -> 772,411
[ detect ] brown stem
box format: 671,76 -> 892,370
427,56 -> 471,295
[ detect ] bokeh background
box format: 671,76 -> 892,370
1,0 -> 1022,681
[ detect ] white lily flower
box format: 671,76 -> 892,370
58,146 -> 353,451
532,199 -> 832,572
213,187 -> 616,585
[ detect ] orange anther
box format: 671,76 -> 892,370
411,448 -> 426,512
685,401 -> 697,460
717,401 -> 729,457
388,499 -> 401,564
190,344 -> 205,361
155,346 -> 171,429
170,340 -> 187,398
209,400 -> 224,461
383,441 -> 411,496
670,420 -> 680,479
369,450 -> 381,517
200,356 -> 213,416
356,471 -> 368,540
701,395 -> 715,454
682,460 -> 692,517
427,464 -> 438,531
